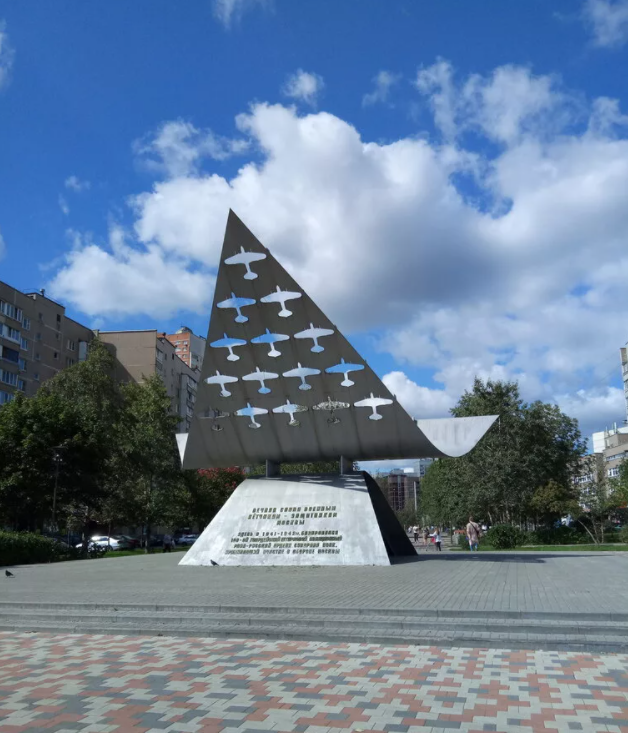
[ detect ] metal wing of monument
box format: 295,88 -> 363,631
180,210 -> 497,468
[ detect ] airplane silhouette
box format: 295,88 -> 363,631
242,366 -> 279,394
272,399 -> 308,427
250,328 -> 290,358
325,358 -> 364,387
210,333 -> 247,361
235,402 -> 268,429
294,323 -> 334,353
354,393 -> 393,421
260,285 -> 302,317
282,362 -> 321,391
199,407 -> 230,420
205,370 -> 238,397
312,396 -> 350,426
224,246 -> 266,280
217,292 -> 256,323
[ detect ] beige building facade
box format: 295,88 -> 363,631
0,281 -> 92,405
97,330 -> 198,432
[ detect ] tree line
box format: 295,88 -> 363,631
420,379 -> 628,541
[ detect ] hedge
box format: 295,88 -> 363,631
0,531 -> 79,566
483,524 -> 526,550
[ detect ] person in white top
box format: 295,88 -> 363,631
433,528 -> 442,552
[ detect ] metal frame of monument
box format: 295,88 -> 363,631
178,211 -> 497,567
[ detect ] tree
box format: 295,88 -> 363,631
111,375 -> 182,551
529,479 -> 578,524
183,467 -> 245,531
421,379 -> 587,527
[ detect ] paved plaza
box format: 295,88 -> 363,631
1,632 -> 628,733
2,550 -> 628,614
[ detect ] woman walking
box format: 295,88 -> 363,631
434,527 -> 442,552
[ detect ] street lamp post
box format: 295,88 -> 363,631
52,446 -> 63,532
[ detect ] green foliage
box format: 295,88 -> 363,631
483,524 -> 525,549
620,526 -> 628,543
421,379 -> 587,527
0,531 -> 79,565
248,460 -> 341,475
184,467 -> 245,530
395,505 -> 421,529
525,525 -> 586,545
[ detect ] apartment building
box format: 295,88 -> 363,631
164,326 -> 205,372
0,281 -> 92,405
97,330 -> 197,432
385,469 -> 420,512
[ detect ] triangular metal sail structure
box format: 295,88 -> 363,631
182,211 -> 496,470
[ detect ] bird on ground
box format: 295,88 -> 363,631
210,560 -> 219,566
5,570 -> 14,578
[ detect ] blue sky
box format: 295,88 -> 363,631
2,0 -> 628,452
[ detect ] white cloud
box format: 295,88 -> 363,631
50,60 -> 628,437
134,120 -> 248,178
212,0 -> 268,27
0,20 -> 14,90
583,0 -> 628,48
58,195 -> 70,216
282,69 -> 325,107
362,70 -> 401,107
65,175 -> 91,192
48,226 -> 214,318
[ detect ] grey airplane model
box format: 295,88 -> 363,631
242,367 -> 279,394
260,285 -> 302,317
272,399 -> 308,427
217,292 -> 256,323
235,402 -> 268,429
210,333 -> 247,361
325,358 -> 365,387
250,328 -> 290,358
205,370 -> 238,397
294,323 -> 335,353
282,362 -> 321,390
224,246 -> 267,280
354,393 -> 393,421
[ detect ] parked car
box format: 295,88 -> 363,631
177,534 -> 199,547
74,535 -> 129,551
112,534 -> 140,549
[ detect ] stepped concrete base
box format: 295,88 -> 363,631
180,473 -> 398,567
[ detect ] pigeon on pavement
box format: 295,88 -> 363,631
5,570 -> 14,578
210,560 -> 219,566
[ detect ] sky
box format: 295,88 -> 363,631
2,0 -> 628,465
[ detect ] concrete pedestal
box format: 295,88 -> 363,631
180,472 -> 413,567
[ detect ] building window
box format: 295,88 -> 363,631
18,379 -> 26,391
53,351 -> 59,360
0,346 -> 19,364
56,314 -> 61,329
36,332 -> 42,341
608,467 -> 620,478
1,325 -> 21,343
33,372 -> 39,381
66,339 -> 76,351
0,370 -> 18,386
35,352 -> 41,361
0,390 -> 14,405
38,312 -> 43,322
65,357 -> 76,367
20,337 -> 28,350
22,317 -> 31,331
55,332 -> 60,341
156,349 -> 164,363
0,301 -> 23,322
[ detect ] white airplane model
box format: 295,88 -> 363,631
250,328 -> 290,358
354,393 -> 393,421
210,333 -> 247,362
205,370 -> 238,397
217,292 -> 256,323
294,323 -> 334,353
282,362 -> 321,391
242,366 -> 279,394
260,285 -> 302,317
272,399 -> 308,427
224,247 -> 266,280
235,402 -> 268,429
325,358 -> 364,387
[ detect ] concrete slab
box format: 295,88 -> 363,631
179,473 -> 390,566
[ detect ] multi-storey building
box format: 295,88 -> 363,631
385,469 -> 421,512
0,282 -> 92,405
164,326 -> 205,372
97,330 -> 197,432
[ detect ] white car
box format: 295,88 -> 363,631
74,536 -> 125,550
177,534 -> 199,547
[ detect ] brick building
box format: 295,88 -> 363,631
164,326 -> 205,372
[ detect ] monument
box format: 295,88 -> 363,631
178,211 -> 496,566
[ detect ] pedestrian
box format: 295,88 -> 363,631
413,526 -> 419,544
466,516 -> 481,552
434,527 -> 442,551
163,532 -> 173,553
423,526 -> 429,549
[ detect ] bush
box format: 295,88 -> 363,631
0,531 -> 79,566
525,525 -> 588,546
620,526 -> 628,544
483,524 -> 525,550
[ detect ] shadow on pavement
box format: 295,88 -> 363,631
391,551 -> 596,565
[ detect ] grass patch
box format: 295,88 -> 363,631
101,547 -> 188,558
450,544 -> 628,552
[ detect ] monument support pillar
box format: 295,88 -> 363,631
265,459 -> 281,478
340,456 -> 357,475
